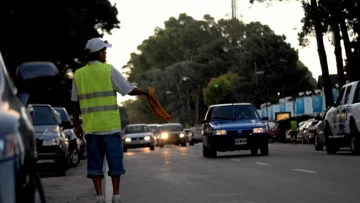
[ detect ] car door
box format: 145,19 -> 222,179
331,87 -> 346,134
349,82 -> 360,133
336,85 -> 352,135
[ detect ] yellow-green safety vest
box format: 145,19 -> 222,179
74,62 -> 120,133
290,120 -> 297,132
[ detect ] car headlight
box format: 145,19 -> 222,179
253,128 -> 266,133
144,136 -> 151,141
212,130 -> 226,135
161,132 -> 169,139
179,133 -> 185,138
43,138 -> 60,146
125,137 -> 131,142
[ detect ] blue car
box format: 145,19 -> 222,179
201,103 -> 269,158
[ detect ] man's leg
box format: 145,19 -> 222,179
86,134 -> 105,195
104,133 -> 126,198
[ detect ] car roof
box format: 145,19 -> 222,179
147,124 -> 160,126
209,103 -> 253,108
162,123 -> 182,125
31,104 -> 53,108
127,124 -> 147,126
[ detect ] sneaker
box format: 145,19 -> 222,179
112,195 -> 122,203
96,196 -> 105,203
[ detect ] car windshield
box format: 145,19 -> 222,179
210,105 -> 260,120
147,126 -> 158,132
126,125 -> 149,133
32,106 -> 57,125
55,108 -> 69,122
162,125 -> 183,132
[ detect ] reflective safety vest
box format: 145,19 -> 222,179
290,120 -> 297,132
74,62 -> 121,133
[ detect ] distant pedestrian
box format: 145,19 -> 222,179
290,120 -> 298,144
71,38 -> 151,203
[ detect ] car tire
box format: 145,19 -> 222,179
189,141 -> 194,146
314,134 -> 324,151
202,144 -> 209,157
260,143 -> 269,156
350,121 -> 360,155
325,123 -> 337,155
150,145 -> 155,151
70,148 -> 80,167
208,144 -> 217,158
181,142 -> 187,147
251,148 -> 258,155
123,147 -> 128,152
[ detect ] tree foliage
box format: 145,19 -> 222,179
123,14 -> 316,124
0,0 -> 121,111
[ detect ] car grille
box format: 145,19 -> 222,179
227,130 -> 253,136
131,137 -> 144,141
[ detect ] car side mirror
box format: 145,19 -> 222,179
262,117 -> 269,121
16,62 -> 59,105
61,120 -> 73,129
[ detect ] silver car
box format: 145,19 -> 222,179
122,124 -> 155,152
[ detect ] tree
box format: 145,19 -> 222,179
122,14 -> 316,123
203,72 -> 239,106
250,0 -> 334,107
0,0 -> 121,110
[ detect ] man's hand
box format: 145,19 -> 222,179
74,125 -> 83,139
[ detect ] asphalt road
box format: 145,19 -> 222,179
41,143 -> 360,203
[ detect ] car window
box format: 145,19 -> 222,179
335,87 -> 346,106
125,125 -> 149,133
343,86 -> 352,105
147,126 -> 158,132
210,105 -> 260,120
55,109 -> 70,122
353,82 -> 360,104
32,106 -> 58,125
162,125 -> 183,132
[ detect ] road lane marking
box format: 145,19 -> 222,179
230,159 -> 241,162
255,162 -> 270,165
292,169 -> 317,173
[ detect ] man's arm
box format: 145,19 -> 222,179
111,67 -> 148,96
71,79 -> 81,131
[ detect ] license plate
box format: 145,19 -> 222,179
235,138 -> 247,145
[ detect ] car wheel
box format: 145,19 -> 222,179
181,142 -> 187,147
208,143 -> 217,158
350,121 -> 360,155
150,145 -> 155,151
314,134 -> 324,151
325,123 -> 337,155
189,141 -> 194,146
123,147 -> 128,152
70,148 -> 80,167
260,143 -> 269,156
202,144 -> 209,157
251,148 -> 258,155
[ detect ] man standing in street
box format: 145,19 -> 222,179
71,38 -> 150,203
290,119 -> 299,144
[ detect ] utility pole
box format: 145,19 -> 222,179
231,0 -> 239,19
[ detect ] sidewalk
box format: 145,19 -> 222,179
41,161 -> 96,203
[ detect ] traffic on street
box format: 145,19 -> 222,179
41,143 -> 360,203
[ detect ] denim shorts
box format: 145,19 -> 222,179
85,132 -> 126,178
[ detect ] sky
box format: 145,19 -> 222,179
105,0 -> 339,103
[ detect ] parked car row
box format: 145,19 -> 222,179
31,104 -> 87,176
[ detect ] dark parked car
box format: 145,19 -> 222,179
54,107 -> 81,167
158,123 -> 187,147
201,103 -> 269,158
32,104 -> 70,175
0,54 -> 58,203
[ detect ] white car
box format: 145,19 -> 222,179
324,81 -> 360,154
122,124 -> 155,152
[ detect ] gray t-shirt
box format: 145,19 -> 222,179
71,61 -> 134,135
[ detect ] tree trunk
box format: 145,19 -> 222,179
331,21 -> 345,87
311,0 -> 334,107
339,17 -> 354,81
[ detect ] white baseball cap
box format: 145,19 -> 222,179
85,38 -> 112,53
